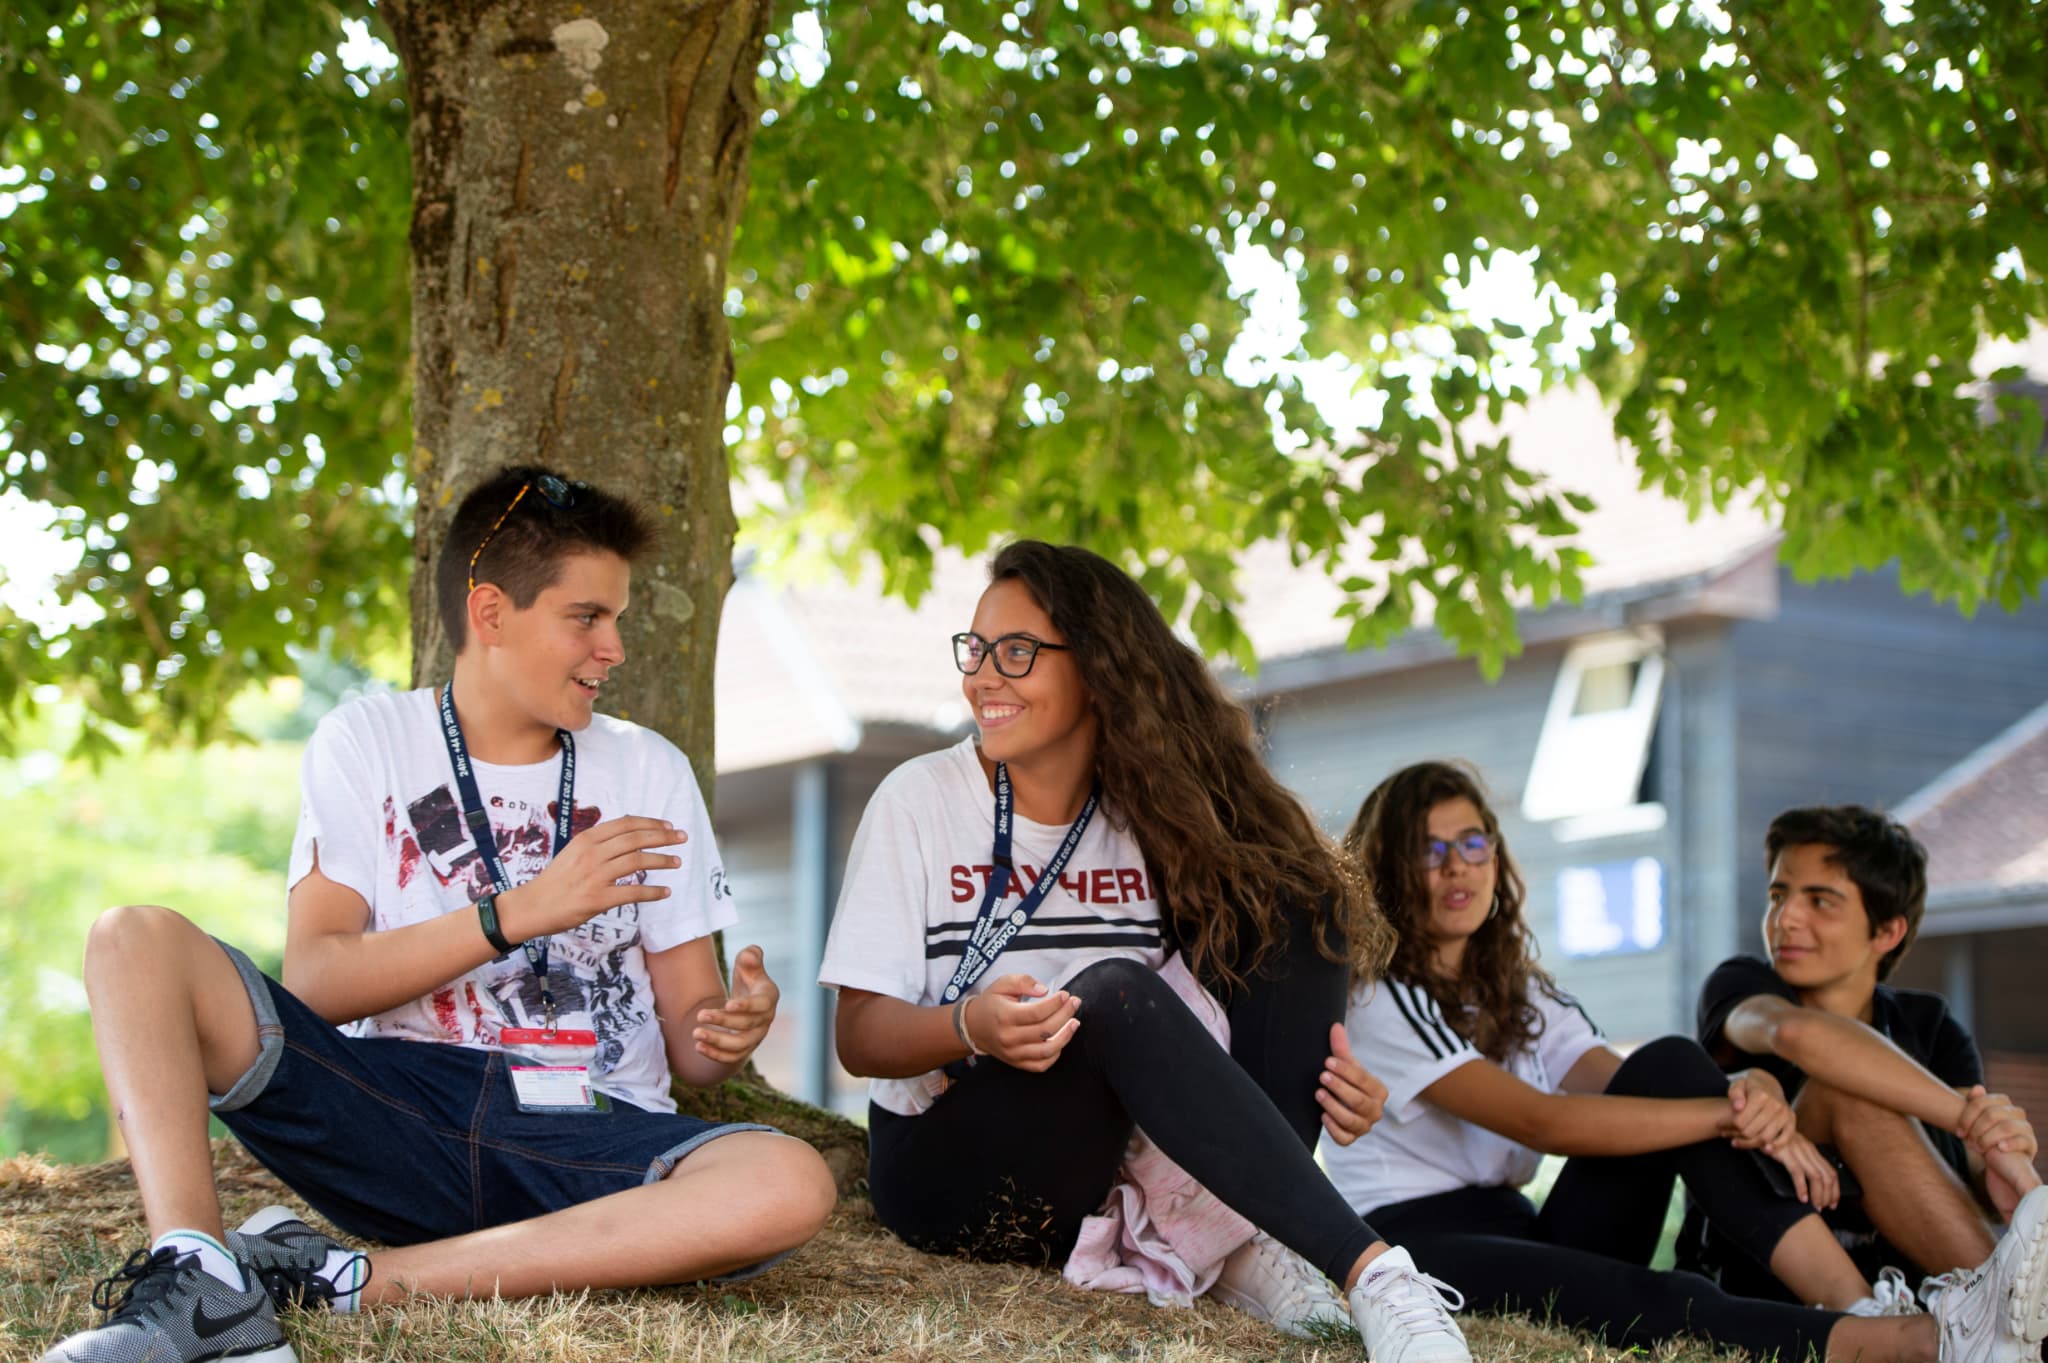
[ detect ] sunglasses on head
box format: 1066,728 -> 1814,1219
467,474 -> 583,592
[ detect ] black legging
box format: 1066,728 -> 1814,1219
869,926 -> 1378,1283
1367,1036 -> 1843,1360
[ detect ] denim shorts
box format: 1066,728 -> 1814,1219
208,939 -> 778,1251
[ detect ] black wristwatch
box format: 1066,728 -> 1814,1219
476,892 -> 518,956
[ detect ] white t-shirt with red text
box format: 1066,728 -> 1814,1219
287,687 -> 735,1113
819,736 -> 1165,1115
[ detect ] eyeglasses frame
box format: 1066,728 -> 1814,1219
952,631 -> 1073,679
1424,830 -> 1498,871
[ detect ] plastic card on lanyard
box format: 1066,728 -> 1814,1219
438,684 -> 576,1027
939,761 -> 1100,1005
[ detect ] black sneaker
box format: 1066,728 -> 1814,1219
40,1244 -> 293,1363
227,1206 -> 370,1313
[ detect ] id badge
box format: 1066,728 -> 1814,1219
501,1027 -> 611,1114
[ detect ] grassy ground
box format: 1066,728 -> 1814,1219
1,1141 -> 1751,1363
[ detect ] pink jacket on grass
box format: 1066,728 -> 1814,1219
1061,953 -> 1255,1306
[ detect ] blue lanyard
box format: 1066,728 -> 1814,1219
438,684 -> 576,1023
940,762 -> 1100,1004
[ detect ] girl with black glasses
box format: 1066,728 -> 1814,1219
819,542 -> 1469,1361
1326,760 -> 2035,1363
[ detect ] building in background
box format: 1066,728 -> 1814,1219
713,385 -> 2048,1116
1892,701 -> 2048,1175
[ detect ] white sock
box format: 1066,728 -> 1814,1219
322,1248 -> 369,1313
152,1230 -> 246,1292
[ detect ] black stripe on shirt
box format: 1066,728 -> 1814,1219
1408,982 -> 1470,1056
926,913 -> 1159,938
1388,981 -> 1445,1060
924,930 -> 1162,960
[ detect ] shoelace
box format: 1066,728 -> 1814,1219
248,1246 -> 371,1310
1870,1266 -> 1916,1314
1374,1265 -> 1468,1333
90,1246 -> 184,1319
1252,1237 -> 1337,1308
1920,1264 -> 1977,1311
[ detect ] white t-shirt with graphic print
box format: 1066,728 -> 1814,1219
1321,977 -> 1607,1215
287,687 -> 736,1113
819,736 -> 1165,1116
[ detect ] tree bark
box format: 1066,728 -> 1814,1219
378,0 -> 866,1188
386,0 -> 760,764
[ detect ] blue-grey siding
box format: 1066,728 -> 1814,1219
1729,567 -> 2048,940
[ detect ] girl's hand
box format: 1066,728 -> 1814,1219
965,974 -> 1082,1072
1725,1070 -> 1795,1152
1769,1133 -> 1841,1210
1318,1022 -> 1389,1146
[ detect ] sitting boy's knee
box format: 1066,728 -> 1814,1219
1797,1079 -> 1905,1148
84,903 -> 188,971
760,1136 -> 838,1242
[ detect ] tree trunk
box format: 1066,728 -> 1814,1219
386,0 -> 757,757
378,0 -> 866,1189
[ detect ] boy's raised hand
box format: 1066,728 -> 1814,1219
1318,1022 -> 1389,1146
692,945 -> 780,1064
1955,1084 -> 2042,1218
501,816 -> 684,939
965,973 -> 1081,1072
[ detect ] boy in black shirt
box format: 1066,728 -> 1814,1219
1688,805 -> 2042,1311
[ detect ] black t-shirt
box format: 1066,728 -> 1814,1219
1682,955 -> 1985,1293
1696,955 -> 1984,1114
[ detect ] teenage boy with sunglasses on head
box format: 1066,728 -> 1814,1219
43,465 -> 836,1363
1686,805 -> 2046,1348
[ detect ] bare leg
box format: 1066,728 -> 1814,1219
362,1131 -> 836,1301
83,905 -> 263,1240
1825,1313 -> 1939,1363
1799,1080 -> 1996,1274
1768,1214 -> 1875,1309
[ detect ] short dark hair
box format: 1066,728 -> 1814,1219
435,464 -> 657,652
1764,805 -> 1928,980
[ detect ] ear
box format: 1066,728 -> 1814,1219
1870,913 -> 1909,958
468,582 -> 510,647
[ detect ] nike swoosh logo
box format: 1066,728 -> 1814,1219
189,1297 -> 265,1339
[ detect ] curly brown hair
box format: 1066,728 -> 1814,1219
1341,760 -> 1553,1061
989,542 -> 1393,988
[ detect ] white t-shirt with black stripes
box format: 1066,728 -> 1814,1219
1322,977 -> 1606,1215
819,736 -> 1164,1116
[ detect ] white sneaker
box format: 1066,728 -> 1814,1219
1848,1266 -> 1922,1317
1210,1231 -> 1353,1338
1346,1245 -> 1470,1363
1922,1183 -> 2048,1363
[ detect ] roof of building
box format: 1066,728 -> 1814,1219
715,555 -> 984,774
1897,699 -> 2048,928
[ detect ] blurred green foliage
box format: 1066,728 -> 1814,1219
0,707 -> 297,1160
2,0 -> 2043,758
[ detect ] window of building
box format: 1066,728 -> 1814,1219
1557,857 -> 1667,958
1522,632 -> 1666,828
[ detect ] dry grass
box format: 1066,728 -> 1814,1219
2,1142 -> 1749,1362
